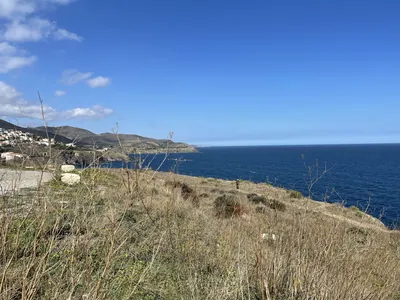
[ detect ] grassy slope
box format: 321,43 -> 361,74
0,168 -> 399,299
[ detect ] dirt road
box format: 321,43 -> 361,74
0,169 -> 52,194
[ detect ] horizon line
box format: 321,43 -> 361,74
193,142 -> 400,148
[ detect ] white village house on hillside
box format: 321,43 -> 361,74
0,128 -> 55,147
1,152 -> 24,161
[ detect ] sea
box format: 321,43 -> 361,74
103,144 -> 400,228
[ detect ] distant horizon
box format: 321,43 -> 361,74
2,118 -> 399,147
193,142 -> 400,148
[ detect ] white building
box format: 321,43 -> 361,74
1,152 -> 23,161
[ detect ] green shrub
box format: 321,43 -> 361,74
355,211 -> 363,218
214,194 -> 247,218
288,190 -> 302,199
346,227 -> 369,244
349,206 -> 363,217
247,193 -> 267,205
350,205 -> 360,211
254,199 -> 286,213
181,183 -> 196,199
268,199 -> 286,212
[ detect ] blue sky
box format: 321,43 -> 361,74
0,0 -> 399,146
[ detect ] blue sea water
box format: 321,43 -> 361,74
105,144 -> 400,227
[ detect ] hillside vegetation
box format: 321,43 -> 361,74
0,167 -> 399,299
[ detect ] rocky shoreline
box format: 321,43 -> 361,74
58,147 -> 197,166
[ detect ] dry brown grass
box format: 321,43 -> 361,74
0,168 -> 399,299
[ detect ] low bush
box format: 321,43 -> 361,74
355,211 -> 363,218
346,227 -> 369,244
254,199 -> 286,213
214,194 -> 248,218
288,190 -> 302,199
247,193 -> 267,204
165,180 -> 182,189
268,199 -> 286,212
165,180 -> 199,206
350,206 -> 363,218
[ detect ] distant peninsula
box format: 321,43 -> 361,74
0,119 -> 197,154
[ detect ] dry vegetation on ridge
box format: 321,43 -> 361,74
0,167 -> 399,300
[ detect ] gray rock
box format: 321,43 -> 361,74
61,165 -> 76,173
61,173 -> 80,185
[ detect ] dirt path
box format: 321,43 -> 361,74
0,169 -> 52,194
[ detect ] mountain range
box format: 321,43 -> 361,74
0,119 -> 196,152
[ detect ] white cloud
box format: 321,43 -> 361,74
60,70 -> 112,88
87,76 -> 111,88
1,18 -> 82,43
0,41 -> 17,54
0,55 -> 37,73
62,105 -> 113,119
0,0 -> 75,20
0,1 -> 82,72
2,18 -> 53,42
46,0 -> 75,4
53,28 -> 82,41
60,69 -> 93,85
0,81 -> 48,118
0,41 -> 36,73
0,80 -> 21,100
0,81 -> 113,119
54,90 -> 66,96
0,0 -> 36,19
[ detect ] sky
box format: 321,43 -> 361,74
0,0 -> 399,146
